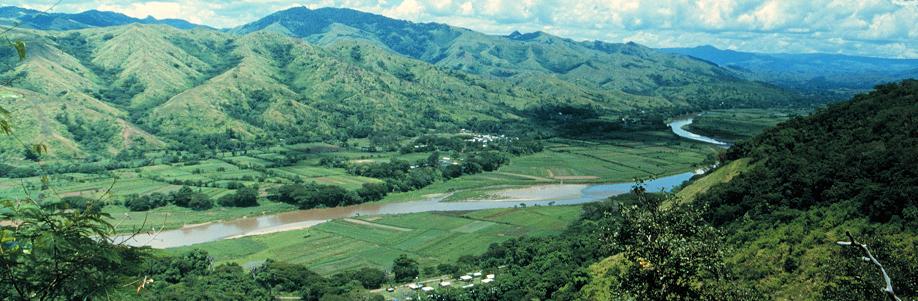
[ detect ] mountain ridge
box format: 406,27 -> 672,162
0,6 -> 803,161
661,45 -> 918,95
0,6 -> 208,30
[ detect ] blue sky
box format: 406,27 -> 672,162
15,0 -> 918,58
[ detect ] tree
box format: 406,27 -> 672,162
426,151 -> 440,167
171,186 -> 195,207
392,254 -> 419,283
218,187 -> 259,207
253,259 -> 327,294
187,193 -> 213,211
124,193 -> 169,211
353,267 -> 387,289
437,263 -> 459,276
22,145 -> 40,161
611,184 -> 728,300
356,183 -> 388,203
1,198 -> 141,299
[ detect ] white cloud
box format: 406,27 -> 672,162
11,0 -> 918,58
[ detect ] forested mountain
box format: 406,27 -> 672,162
236,7 -> 793,109
0,6 -> 798,160
662,45 -> 918,95
0,6 -> 204,30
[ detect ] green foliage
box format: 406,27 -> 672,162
124,193 -> 169,211
54,112 -> 120,153
218,187 -> 259,207
333,267 -> 387,289
187,193 -> 214,210
271,183 -> 359,209
682,81 -> 918,299
437,263 -> 459,276
613,185 -> 731,300
135,250 -> 390,300
702,80 -> 918,224
22,145 -> 40,161
139,250 -> 271,300
392,254 -> 419,283
0,198 -> 140,299
355,182 -> 388,203
253,259 -> 327,294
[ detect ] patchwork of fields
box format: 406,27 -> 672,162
1,129 -> 717,234
385,132 -> 718,202
168,205 -> 584,275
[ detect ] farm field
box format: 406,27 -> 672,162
0,128 -> 717,233
686,108 -> 809,142
383,132 -> 719,202
168,205 -> 583,275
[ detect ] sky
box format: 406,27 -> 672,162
13,0 -> 918,58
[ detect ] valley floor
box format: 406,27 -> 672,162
166,205 -> 582,275
1,129 -> 719,234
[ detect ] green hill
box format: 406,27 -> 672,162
236,7 -> 796,110
691,80 -> 917,299
0,7 -> 800,160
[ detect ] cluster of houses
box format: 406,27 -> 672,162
403,272 -> 496,293
460,129 -> 515,148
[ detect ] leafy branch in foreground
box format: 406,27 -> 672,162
0,197 -> 141,300
836,231 -> 903,301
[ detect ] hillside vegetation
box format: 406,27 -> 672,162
0,7 -> 800,161
409,80 -> 917,300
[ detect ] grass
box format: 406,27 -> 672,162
168,205 -> 583,275
502,135 -> 715,182
673,158 -> 750,203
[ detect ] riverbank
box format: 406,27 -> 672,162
115,171 -> 696,248
166,206 -> 585,275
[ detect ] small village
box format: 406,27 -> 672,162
382,272 -> 497,300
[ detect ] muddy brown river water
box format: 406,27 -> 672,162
117,117 -> 721,248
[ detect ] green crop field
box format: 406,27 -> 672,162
0,126 -> 718,235
686,108 -> 809,142
379,133 -> 719,202
169,205 -> 583,275
504,134 -> 716,181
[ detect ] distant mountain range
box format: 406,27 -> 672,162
0,6 -> 206,30
661,45 -> 918,94
0,6 -> 907,160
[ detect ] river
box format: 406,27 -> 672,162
117,116 -> 725,248
668,115 -> 730,146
